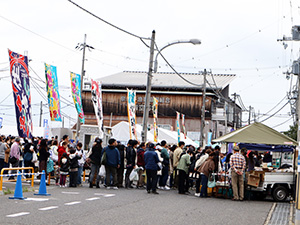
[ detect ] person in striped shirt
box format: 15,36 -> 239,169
229,146 -> 246,201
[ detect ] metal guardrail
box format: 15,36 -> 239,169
0,167 -> 35,192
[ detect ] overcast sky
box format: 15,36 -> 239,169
1,0 -> 300,134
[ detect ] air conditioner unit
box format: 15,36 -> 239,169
292,25 -> 300,41
292,60 -> 300,75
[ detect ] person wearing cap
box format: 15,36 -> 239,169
144,143 -> 160,194
229,146 -> 246,201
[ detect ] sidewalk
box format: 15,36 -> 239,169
265,202 -> 294,225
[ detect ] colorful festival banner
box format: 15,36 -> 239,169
207,132 -> 212,146
8,49 -> 33,138
127,89 -> 137,140
153,97 -> 158,142
181,114 -> 186,139
176,112 -> 181,144
70,72 -> 84,123
91,79 -> 104,138
45,63 -> 62,121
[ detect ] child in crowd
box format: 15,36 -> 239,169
47,157 -> 54,181
69,147 -> 81,187
59,153 -> 69,187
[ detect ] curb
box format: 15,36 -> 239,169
264,203 -> 277,225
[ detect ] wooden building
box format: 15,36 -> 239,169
81,71 -> 242,142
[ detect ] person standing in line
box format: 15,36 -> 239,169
9,137 -> 21,180
49,140 -> 59,163
88,138 -> 102,188
144,143 -> 159,194
136,142 -> 146,188
102,138 -> 120,189
69,147 -> 81,187
230,146 -> 246,201
177,150 -> 192,194
59,153 -> 69,187
159,140 -> 170,190
199,152 -> 216,198
173,141 -> 185,188
117,142 -> 125,188
38,139 -> 50,179
76,142 -> 85,186
23,139 -> 36,178
168,145 -> 176,188
125,140 -> 138,188
57,142 -> 68,165
0,136 -> 8,173
194,149 -> 211,197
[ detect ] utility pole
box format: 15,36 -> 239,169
142,30 -> 156,142
224,101 -> 227,134
39,101 -> 42,127
248,105 -> 252,125
76,34 -> 87,141
295,60 -> 300,224
232,93 -> 237,129
200,69 -> 207,147
278,25 -> 300,224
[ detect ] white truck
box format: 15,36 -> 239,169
247,171 -> 294,201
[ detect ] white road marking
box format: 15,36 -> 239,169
104,194 -> 116,198
25,198 -> 49,202
38,206 -> 58,211
61,191 -> 79,195
86,197 -> 100,201
6,212 -> 30,217
64,201 -> 81,206
94,193 -> 105,196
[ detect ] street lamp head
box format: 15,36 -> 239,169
189,39 -> 201,45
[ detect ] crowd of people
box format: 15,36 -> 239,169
0,134 -> 272,200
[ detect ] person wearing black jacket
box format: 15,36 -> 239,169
69,147 -> 81,187
125,140 -> 138,188
117,142 -> 125,188
38,139 -> 50,179
88,138 -> 102,188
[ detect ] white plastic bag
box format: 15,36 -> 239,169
99,165 -> 106,177
32,151 -> 38,163
129,169 -> 139,181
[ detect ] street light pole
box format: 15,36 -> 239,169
200,69 -> 207,147
141,30 -> 156,142
141,35 -> 201,142
153,39 -> 201,73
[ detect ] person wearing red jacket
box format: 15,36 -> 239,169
136,142 -> 146,188
58,142 -> 68,165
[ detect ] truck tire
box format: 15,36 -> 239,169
272,186 -> 288,202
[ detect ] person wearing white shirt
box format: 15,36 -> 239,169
76,142 -> 86,186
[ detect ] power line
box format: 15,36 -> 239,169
256,95 -> 287,120
0,14 -> 77,54
272,117 -> 293,129
260,101 -> 290,123
66,0 -> 151,42
0,92 -> 12,105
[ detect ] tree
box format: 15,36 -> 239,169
283,123 -> 297,141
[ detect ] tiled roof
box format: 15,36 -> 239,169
96,71 -> 235,90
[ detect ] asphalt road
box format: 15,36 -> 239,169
0,182 -> 272,225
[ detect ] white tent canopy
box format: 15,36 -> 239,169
150,127 -> 198,147
111,121 -> 154,144
0,125 -> 47,137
